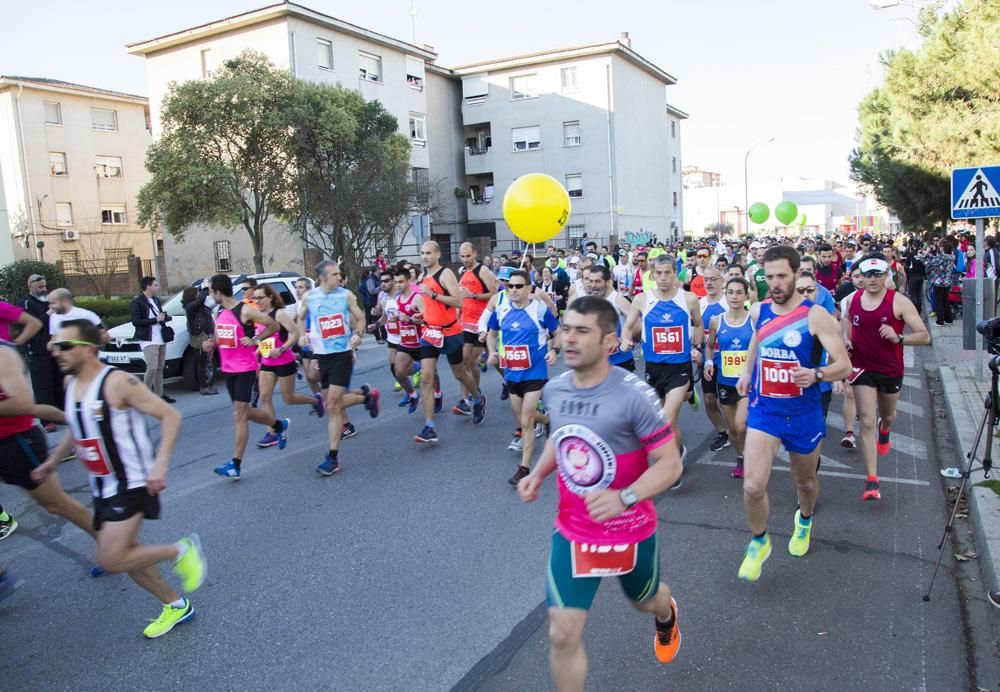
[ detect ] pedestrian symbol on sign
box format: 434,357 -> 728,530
956,173 -> 1000,210
952,166 -> 1000,219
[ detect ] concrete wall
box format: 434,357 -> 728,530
424,69 -> 467,241
0,90 -> 25,264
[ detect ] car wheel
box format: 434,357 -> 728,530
181,347 -> 199,391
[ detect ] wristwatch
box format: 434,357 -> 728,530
620,488 -> 639,508
814,368 -> 825,382
897,333 -> 904,344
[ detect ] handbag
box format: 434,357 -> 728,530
161,324 -> 175,343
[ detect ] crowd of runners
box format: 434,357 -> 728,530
1,228 -> 976,688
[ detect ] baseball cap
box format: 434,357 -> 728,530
749,241 -> 763,249
586,252 -> 598,260
497,266 -> 515,281
858,257 -> 889,275
569,256 -> 580,264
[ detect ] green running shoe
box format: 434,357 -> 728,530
143,599 -> 195,639
738,535 -> 772,582
173,534 -> 207,593
788,509 -> 812,557
412,371 -> 422,387
688,389 -> 699,411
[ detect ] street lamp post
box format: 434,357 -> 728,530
744,137 -> 775,236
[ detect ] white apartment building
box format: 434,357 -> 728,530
127,2 -> 467,285
451,34 -> 686,250
0,76 -> 155,270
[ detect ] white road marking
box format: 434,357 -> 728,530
698,459 -> 930,486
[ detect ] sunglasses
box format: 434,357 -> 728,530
796,287 -> 817,295
697,253 -> 709,258
861,271 -> 886,278
507,283 -> 527,289
50,339 -> 96,351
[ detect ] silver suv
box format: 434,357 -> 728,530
98,272 -> 312,389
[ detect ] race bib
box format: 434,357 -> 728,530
571,541 -> 638,578
503,344 -> 531,371
721,350 -> 748,378
462,320 -> 480,333
386,321 -> 400,336
423,326 -> 444,348
318,314 -> 346,340
399,323 -> 420,347
257,337 -> 275,359
651,326 -> 684,355
215,323 -> 237,349
75,437 -> 113,477
759,358 -> 801,397
848,367 -> 865,384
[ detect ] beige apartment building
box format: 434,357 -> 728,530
0,76 -> 157,273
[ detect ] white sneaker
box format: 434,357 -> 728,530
840,432 -> 856,449
534,423 -> 545,438
507,435 -> 522,452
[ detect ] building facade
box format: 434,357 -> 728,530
0,76 -> 156,271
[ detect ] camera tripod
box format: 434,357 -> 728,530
923,359 -> 997,601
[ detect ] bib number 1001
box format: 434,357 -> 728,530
759,359 -> 800,397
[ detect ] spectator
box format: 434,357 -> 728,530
374,249 -> 389,274
183,283 -> 217,395
48,288 -> 105,341
536,265 -> 568,312
360,267 -> 381,337
20,274 -> 58,430
904,243 -> 927,316
130,276 -> 174,403
927,239 -> 956,325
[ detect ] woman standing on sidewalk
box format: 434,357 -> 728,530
183,285 -> 217,395
927,240 -> 956,325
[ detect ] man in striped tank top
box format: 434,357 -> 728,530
32,320 -> 207,639
734,246 -> 852,582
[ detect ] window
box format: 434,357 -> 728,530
91,108 -> 118,132
510,74 -> 537,99
405,56 -> 425,91
563,121 -> 581,146
566,224 -> 586,239
566,174 -> 583,198
560,67 -> 577,92
49,152 -> 67,176
106,248 -> 131,272
672,157 -> 677,173
214,240 -> 231,272
95,155 -> 123,178
359,51 -> 382,82
60,250 -> 80,275
101,204 -> 127,225
671,120 -> 676,138
463,75 -> 488,103
409,113 -> 426,144
512,125 -> 541,152
44,101 -> 62,125
201,49 -> 214,79
672,192 -> 678,207
317,39 -> 333,70
55,203 -> 73,226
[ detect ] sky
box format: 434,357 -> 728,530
4,0 -> 925,189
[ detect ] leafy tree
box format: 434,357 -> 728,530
287,81 -> 412,285
138,50 -> 299,273
705,222 -> 734,236
850,0 -> 1000,231
0,260 -> 66,303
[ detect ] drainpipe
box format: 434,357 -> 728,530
13,84 -> 40,259
605,64 -> 616,242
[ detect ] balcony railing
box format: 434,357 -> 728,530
466,145 -> 490,156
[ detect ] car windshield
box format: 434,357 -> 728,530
160,291 -> 188,318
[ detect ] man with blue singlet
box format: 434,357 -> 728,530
697,266 -> 728,452
734,246 -> 851,582
579,264 -> 636,372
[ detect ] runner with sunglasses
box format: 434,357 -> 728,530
845,253 -> 929,501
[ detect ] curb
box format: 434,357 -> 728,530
934,363 -> 1000,592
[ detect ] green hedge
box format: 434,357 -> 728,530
0,260 -> 67,303
75,297 -> 132,329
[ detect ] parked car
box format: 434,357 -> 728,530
99,272 -> 312,390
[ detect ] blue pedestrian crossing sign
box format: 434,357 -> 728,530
952,165 -> 1000,219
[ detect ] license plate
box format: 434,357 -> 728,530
103,353 -> 132,364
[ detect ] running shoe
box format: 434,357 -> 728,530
340,423 -> 357,440
731,459 -> 745,479
534,423 -> 546,438
709,431 -> 730,452
256,432 -> 278,448
508,465 -> 530,486
0,568 -> 24,602
508,432 -> 523,452
275,418 -> 291,450
415,425 -> 438,444
473,392 -> 488,425
213,461 -> 240,480
143,599 -> 195,639
434,393 -> 443,414
688,389 -> 700,411
0,514 -> 17,541
407,392 -> 421,415
312,393 -> 325,418
412,371 -> 422,387
862,479 -> 881,501
173,534 -> 207,593
670,445 -> 687,490
988,590 -> 1000,609
788,510 -> 812,557
452,400 -> 472,416
317,454 -> 341,476
90,565 -> 109,578
363,387 -> 381,419
399,393 -> 412,408
500,383 -> 509,401
653,598 -> 681,664
478,354 -> 488,373
876,418 -> 892,455
738,535 -> 772,582
840,431 -> 856,449
393,380 -> 402,392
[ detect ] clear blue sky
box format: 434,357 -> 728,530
5,0 -> 923,188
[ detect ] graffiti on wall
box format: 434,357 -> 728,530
623,230 -> 652,246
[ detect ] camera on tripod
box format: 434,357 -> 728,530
976,318 -> 1000,369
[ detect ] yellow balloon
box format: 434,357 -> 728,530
502,173 -> 571,244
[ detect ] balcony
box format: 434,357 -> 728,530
464,174 -> 495,221
463,124 -> 493,175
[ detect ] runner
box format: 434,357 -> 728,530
566,256 -> 595,304
486,269 -> 558,486
414,241 -> 485,443
386,267 -> 427,414
704,277 -> 752,478
251,283 -> 324,449
581,264 -> 636,372
734,246 -> 851,582
845,253 -> 930,500
31,319 -> 207,638
299,261 -> 381,475
456,243 -> 497,417
205,274 -> 288,480
369,270 -> 400,391
621,255 -> 703,486
838,266 -> 866,448
517,296 -> 683,690
746,242 -> 769,301
697,267 -> 729,451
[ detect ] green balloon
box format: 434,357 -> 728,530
775,201 -> 798,225
796,212 -> 807,226
748,202 -> 769,224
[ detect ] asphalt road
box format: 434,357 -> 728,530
0,342 -> 978,691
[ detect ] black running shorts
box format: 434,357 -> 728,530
0,426 -> 47,491
93,488 -> 161,531
318,351 -> 354,389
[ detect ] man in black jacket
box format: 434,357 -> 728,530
20,274 -> 58,430
130,276 -> 174,403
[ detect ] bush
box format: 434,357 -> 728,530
0,260 -> 67,303
75,297 -> 132,329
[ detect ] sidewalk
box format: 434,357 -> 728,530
928,319 -> 1000,592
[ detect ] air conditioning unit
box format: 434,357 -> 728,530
62,229 -> 80,241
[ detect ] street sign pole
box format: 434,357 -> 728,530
977,217 -> 985,379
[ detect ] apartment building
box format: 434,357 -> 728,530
127,2 -> 467,285
0,76 -> 155,269
451,34 -> 686,248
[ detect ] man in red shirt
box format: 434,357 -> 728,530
814,243 -> 842,293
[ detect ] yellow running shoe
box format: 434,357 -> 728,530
738,535 -> 772,582
143,599 -> 195,639
788,509 -> 812,557
172,534 -> 207,593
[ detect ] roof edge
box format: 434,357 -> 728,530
0,76 -> 148,103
